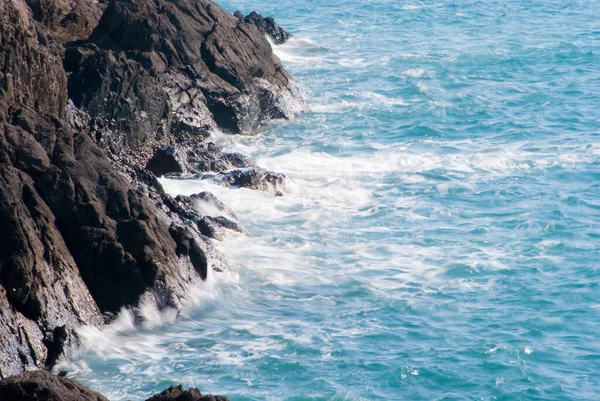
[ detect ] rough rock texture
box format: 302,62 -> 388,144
0,0 -> 302,382
238,11 -> 291,45
146,143 -> 256,176
0,371 -> 229,401
0,370 -> 108,401
146,385 -> 229,401
66,0 -> 306,161
0,0 -> 213,377
146,143 -> 287,194
0,0 -> 67,118
25,0 -> 106,42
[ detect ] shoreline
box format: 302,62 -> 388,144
0,0 -> 303,398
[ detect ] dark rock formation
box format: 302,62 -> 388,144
187,168 -> 288,195
163,193 -> 247,241
25,0 -> 106,42
0,0 -> 215,377
0,0 -> 302,382
238,11 -> 291,45
66,0 -> 306,162
0,371 -> 229,401
146,384 -> 229,401
0,370 -> 109,401
146,143 -> 256,176
146,143 -> 287,194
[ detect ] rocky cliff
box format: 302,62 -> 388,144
0,0 -> 303,381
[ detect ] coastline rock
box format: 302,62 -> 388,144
0,371 -> 229,401
146,143 -> 256,176
0,370 -> 108,401
0,0 -> 303,382
25,0 -> 106,42
66,0 -> 306,163
0,0 -> 212,377
164,193 -> 247,240
188,167 -> 288,195
146,385 -> 229,401
240,11 -> 291,45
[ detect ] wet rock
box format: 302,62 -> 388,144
147,143 -> 257,176
164,193 -> 246,240
66,0 -> 306,162
192,167 -> 288,195
0,370 -> 109,401
146,384 -> 229,401
0,371 -> 229,401
242,11 -> 291,45
0,0 -> 213,376
146,146 -> 186,177
189,192 -> 238,220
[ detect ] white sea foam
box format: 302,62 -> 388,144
402,68 -> 426,78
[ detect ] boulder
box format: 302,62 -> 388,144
146,142 -> 257,176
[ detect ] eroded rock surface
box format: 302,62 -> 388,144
0,370 -> 109,401
146,385 -> 229,401
66,0 -> 306,162
0,371 -> 229,401
0,0 -> 302,381
239,11 -> 292,45
0,0 -> 216,377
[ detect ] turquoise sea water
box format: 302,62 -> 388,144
65,1 -> 600,400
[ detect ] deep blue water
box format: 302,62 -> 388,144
64,1 -> 600,399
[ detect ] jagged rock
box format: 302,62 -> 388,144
0,0 -> 212,377
187,192 -> 237,220
164,193 -> 246,240
146,142 -> 257,176
0,371 -> 229,401
145,384 -> 229,401
0,0 -> 302,382
242,11 -> 291,45
146,146 -> 186,177
66,0 -> 306,162
0,370 -> 109,401
25,0 -> 106,42
0,0 -> 67,118
190,167 -> 288,195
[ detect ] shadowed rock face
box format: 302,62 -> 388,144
240,11 -> 292,45
66,0 -> 306,159
25,0 -> 106,42
0,370 -> 109,401
0,0 -> 212,377
0,0 -> 303,382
